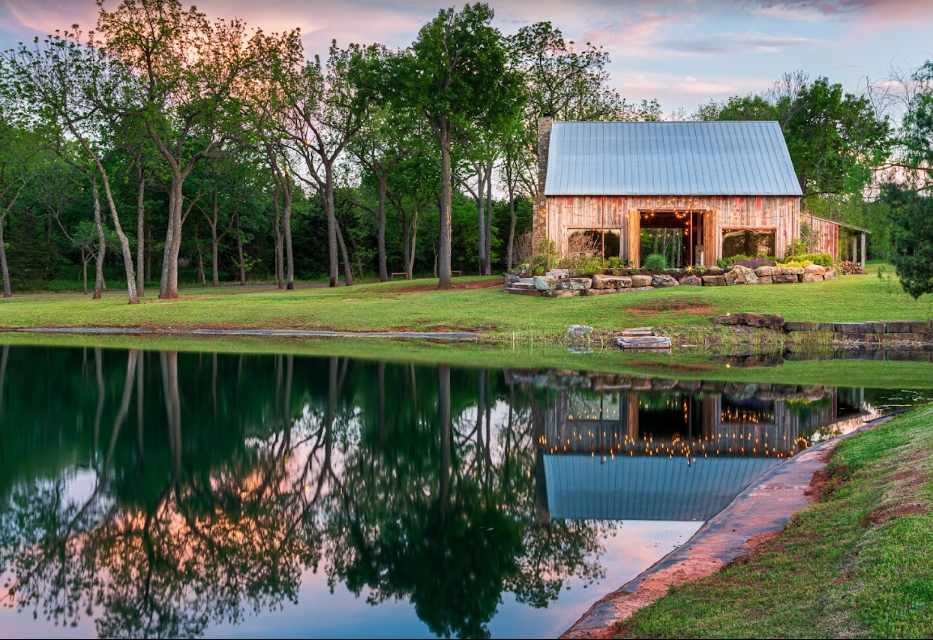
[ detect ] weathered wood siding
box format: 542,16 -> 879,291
805,214 -> 840,261
542,195 -> 803,266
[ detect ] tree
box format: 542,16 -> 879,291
0,115 -> 42,297
350,98 -> 412,282
386,152 -> 439,279
696,74 -> 890,200
1,30 -> 141,303
882,184 -> 933,298
279,41 -> 374,288
396,4 -> 520,289
97,0 -> 262,300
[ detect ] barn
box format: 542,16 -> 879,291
533,117 -> 844,267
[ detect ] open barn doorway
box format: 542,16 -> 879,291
634,210 -> 708,268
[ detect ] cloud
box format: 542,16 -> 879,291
653,32 -> 826,54
741,0 -> 933,27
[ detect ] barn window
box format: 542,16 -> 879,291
721,229 -> 776,259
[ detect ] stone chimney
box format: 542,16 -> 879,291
533,114 -> 554,252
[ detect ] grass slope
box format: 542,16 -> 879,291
619,404 -> 933,639
0,266 -> 930,339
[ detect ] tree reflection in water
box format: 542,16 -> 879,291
0,348 -> 608,638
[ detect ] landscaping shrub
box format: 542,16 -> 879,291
777,259 -> 815,268
643,253 -> 668,273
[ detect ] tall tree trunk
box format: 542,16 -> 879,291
335,220 -> 354,286
283,175 -> 294,290
485,164 -> 493,275
506,183 -> 516,270
273,184 -> 284,289
136,174 -> 146,296
145,222 -> 152,284
437,124 -> 453,290
0,214 -> 10,298
195,232 -> 205,285
377,175 -> 388,282
159,175 -> 183,299
211,223 -> 219,288
476,165 -> 486,276
325,169 -> 339,288
409,213 -> 418,279
92,173 -> 105,300
235,213 -> 246,286
80,247 -> 88,295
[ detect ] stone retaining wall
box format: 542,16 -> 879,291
504,264 -> 837,297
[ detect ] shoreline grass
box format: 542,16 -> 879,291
617,404 -> 933,639
1,332 -> 932,389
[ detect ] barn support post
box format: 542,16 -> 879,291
860,232 -> 867,272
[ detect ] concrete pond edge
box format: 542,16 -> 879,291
560,411 -> 904,640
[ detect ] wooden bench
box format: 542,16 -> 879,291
452,271 -> 462,277
390,272 -> 410,280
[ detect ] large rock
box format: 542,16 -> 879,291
804,264 -> 826,276
758,275 -> 774,285
780,267 -> 805,276
725,265 -> 759,285
801,273 -> 824,283
702,275 -> 727,286
651,275 -> 680,288
533,276 -> 557,291
707,266 -> 724,275
824,268 -> 838,280
754,266 -> 777,277
773,274 -> 798,284
680,274 -> 702,286
712,312 -> 785,330
592,274 -> 632,290
630,275 -> 653,288
568,277 -> 592,292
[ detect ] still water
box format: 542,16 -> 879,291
0,346 -> 926,639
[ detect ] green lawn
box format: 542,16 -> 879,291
619,404 -> 933,639
0,266 -> 931,339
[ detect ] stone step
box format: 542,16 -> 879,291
617,336 -> 672,349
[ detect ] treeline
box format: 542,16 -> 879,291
0,1 -> 930,301
0,1 -> 657,301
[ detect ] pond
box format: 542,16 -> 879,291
0,345 -> 928,639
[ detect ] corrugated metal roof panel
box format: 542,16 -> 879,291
544,454 -> 782,521
544,121 -> 802,197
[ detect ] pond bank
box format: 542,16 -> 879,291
595,405 -> 933,639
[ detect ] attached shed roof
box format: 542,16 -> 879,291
544,121 -> 803,197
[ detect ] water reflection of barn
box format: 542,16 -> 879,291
510,372 -> 868,522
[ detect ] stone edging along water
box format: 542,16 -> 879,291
0,327 -> 481,340
559,411 -> 903,640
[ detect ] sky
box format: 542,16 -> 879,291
1,0 -> 931,114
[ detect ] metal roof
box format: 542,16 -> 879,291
544,454 -> 782,521
544,121 -> 803,197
